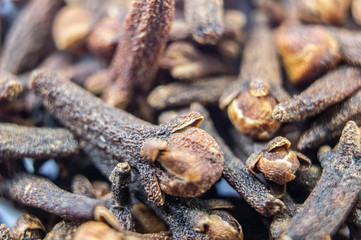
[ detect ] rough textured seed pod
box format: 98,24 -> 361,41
52,5 -> 92,51
227,89 -> 280,140
246,137 -> 311,185
0,71 -> 23,102
275,23 -> 341,85
296,0 -> 351,25
0,224 -> 14,240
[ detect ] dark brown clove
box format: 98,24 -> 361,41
30,70 -> 224,205
275,23 -> 341,85
147,75 -> 236,110
0,173 -> 104,221
220,11 -> 288,140
281,121 -> 361,239
184,0 -> 224,45
326,26 -> 361,67
246,136 -> 311,186
102,0 -> 175,108
298,89 -> 361,150
44,221 -> 80,240
273,66 -> 361,122
0,71 -> 23,102
109,162 -> 133,231
160,41 -> 233,81
0,123 -> 79,159
190,102 -> 285,216
0,0 -> 63,74
12,214 -> 46,240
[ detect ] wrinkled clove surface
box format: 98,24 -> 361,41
0,173 -> 104,221
44,221 -> 80,240
147,75 -> 235,110
273,66 -> 361,122
0,123 -> 79,159
281,121 -> 361,239
220,11 -> 288,140
0,0 -> 63,74
298,89 -> 361,150
184,0 -> 224,44
190,103 -> 285,216
102,0 -> 175,108
30,71 -> 224,205
12,214 -> 46,240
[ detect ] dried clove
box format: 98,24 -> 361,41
298,89 -> 361,150
0,71 -> 23,102
71,175 -> 97,198
190,102 -> 285,216
0,0 -> 63,74
109,162 -> 133,231
220,11 -> 289,140
281,121 -> 361,239
0,123 -> 79,159
273,66 -> 361,122
184,0 -> 224,45
347,194 -> 361,239
30,70 -> 224,205
147,75 -> 236,110
133,175 -> 243,240
326,26 -> 361,67
246,137 -> 311,186
160,41 -> 233,81
0,173 -> 104,221
295,0 -> 351,25
12,214 -> 46,240
274,23 -> 341,85
102,0 -> 175,108
44,221 -> 80,240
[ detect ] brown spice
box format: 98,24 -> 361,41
102,0 -> 175,108
0,173 -> 105,221
298,89 -> 361,150
0,123 -> 79,159
147,75 -> 236,110
44,221 -> 80,240
281,121 -> 361,239
0,0 -> 63,74
190,102 -> 285,216
184,0 -> 224,45
220,11 -> 288,140
275,23 -> 341,85
12,214 -> 46,240
273,66 -> 361,122
30,71 -> 224,205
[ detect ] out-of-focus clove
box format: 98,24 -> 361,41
12,214 -> 46,240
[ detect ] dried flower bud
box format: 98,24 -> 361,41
143,125 -> 224,197
87,16 -> 121,59
275,24 -> 341,84
0,224 -> 14,240
132,203 -> 168,233
227,85 -> 280,140
12,214 -> 46,240
246,137 -> 311,185
296,0 -> 351,25
52,5 -> 92,51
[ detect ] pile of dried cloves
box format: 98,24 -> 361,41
1,0 -> 361,239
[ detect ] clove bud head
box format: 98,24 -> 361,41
142,126 -> 224,197
246,137 -> 311,185
227,88 -> 280,140
275,24 -> 340,85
